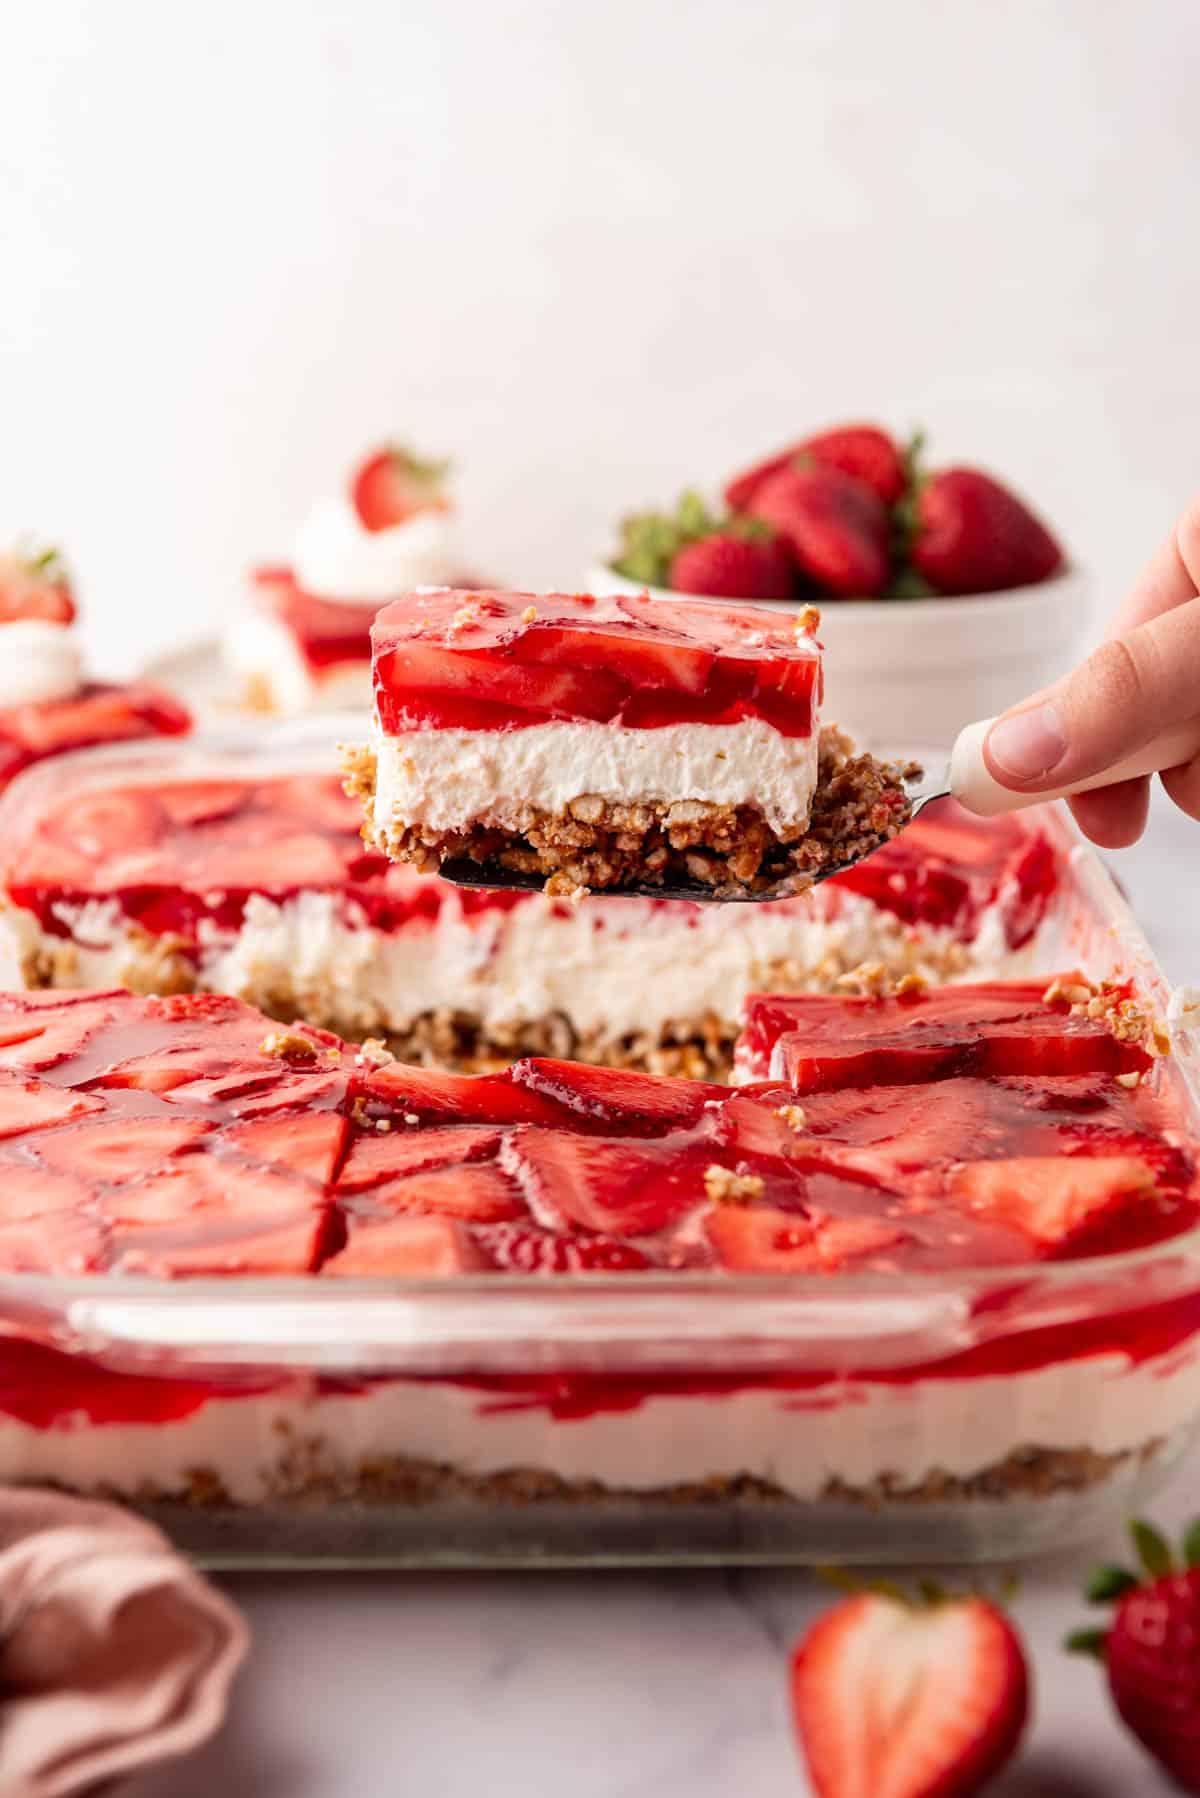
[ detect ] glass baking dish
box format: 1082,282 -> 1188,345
0,735 -> 1197,1568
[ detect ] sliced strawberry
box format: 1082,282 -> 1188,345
477,1220 -> 651,1272
704,1205 -> 820,1272
350,446 -> 450,531
0,1213 -> 106,1274
510,1059 -> 718,1133
376,638 -> 627,728
791,1591 -> 1028,1798
0,545 -> 76,625
514,618 -> 717,694
219,1071 -> 349,1117
36,1115 -> 214,1184
0,1073 -> 103,1139
50,787 -> 166,858
104,1156 -> 315,1226
195,831 -> 348,889
338,1124 -> 502,1192
114,1210 -> 329,1277
97,1047 -> 266,1096
365,1062 -> 568,1127
948,1155 -> 1158,1251
225,1110 -> 350,1187
0,995 -> 118,1073
7,683 -> 189,755
158,780 -> 250,827
502,1128 -> 707,1237
0,1160 -> 91,1219
269,773 -> 363,833
324,1215 -> 488,1277
359,1162 -> 524,1223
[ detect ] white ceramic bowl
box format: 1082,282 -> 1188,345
587,563 -> 1094,749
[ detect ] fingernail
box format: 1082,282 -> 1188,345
986,703 -> 1068,783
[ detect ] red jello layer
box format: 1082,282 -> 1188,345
251,568 -> 380,675
0,985 -> 1190,1284
0,683 -> 190,794
370,588 -> 822,735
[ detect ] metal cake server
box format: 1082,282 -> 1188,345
439,717 -> 1200,905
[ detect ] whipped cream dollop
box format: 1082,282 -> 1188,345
292,495 -> 459,603
0,621 -> 84,708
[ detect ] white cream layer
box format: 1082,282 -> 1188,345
0,887 -> 1036,1046
0,1342 -> 1193,1505
369,716 -> 821,838
293,495 -> 458,602
0,621 -> 84,707
223,611 -> 373,716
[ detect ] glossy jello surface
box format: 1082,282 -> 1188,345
251,567 -> 380,673
0,682 -> 190,793
0,982 -> 1191,1283
370,588 -> 822,735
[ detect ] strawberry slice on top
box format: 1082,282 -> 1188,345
350,445 -> 451,532
0,544 -> 76,625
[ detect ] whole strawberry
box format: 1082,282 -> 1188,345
792,1580 -> 1029,1798
726,422 -> 906,511
1070,1517 -> 1200,1791
351,445 -> 451,532
669,530 -> 793,599
912,467 -> 1064,595
747,463 -> 890,597
0,542 -> 75,626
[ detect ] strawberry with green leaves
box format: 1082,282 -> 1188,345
350,445 -> 451,532
1070,1516 -> 1200,1792
0,543 -> 75,625
612,489 -> 795,599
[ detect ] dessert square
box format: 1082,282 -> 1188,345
350,588 -> 914,896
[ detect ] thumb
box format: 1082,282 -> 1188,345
984,595 -> 1200,791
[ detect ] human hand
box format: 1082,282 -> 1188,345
981,492 -> 1200,846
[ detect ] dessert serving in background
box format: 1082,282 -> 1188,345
0,726 -> 1058,1077
593,420 -> 1089,747
0,542 -> 190,792
348,587 -> 914,897
224,443 -> 473,714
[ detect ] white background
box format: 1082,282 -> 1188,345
6,5 -> 1200,1792
1,0 -> 1198,674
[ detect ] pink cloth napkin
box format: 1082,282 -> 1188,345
0,1489 -> 248,1797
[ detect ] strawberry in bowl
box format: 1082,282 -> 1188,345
224,441 -> 488,716
592,421 -> 1090,747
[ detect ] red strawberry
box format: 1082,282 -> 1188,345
362,1162 -> 524,1223
104,1156 -> 314,1225
51,787 -> 166,858
225,1110 -> 350,1187
0,1213 -> 105,1274
324,1214 -> 488,1277
1070,1518 -> 1200,1793
726,424 -> 906,511
350,445 -> 451,532
115,1211 -> 329,1278
158,780 -> 249,827
0,994 -> 119,1073
912,468 -> 1064,595
0,544 -> 75,625
502,1128 -> 707,1237
948,1155 -> 1156,1252
338,1124 -> 502,1192
510,1059 -> 718,1133
8,683 -> 189,755
705,1205 -> 903,1273
477,1220 -> 651,1272
0,1073 -> 103,1140
198,831 -> 347,889
747,465 -> 890,597
793,1585 -> 1028,1798
36,1115 -> 214,1184
365,1062 -> 568,1127
668,531 -> 794,600
0,1160 -> 91,1220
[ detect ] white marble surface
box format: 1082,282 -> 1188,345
128,798 -> 1200,1798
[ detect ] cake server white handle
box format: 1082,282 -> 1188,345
950,717 -> 1200,818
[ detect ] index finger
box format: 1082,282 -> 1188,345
1104,489 -> 1200,640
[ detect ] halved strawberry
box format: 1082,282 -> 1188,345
114,1211 -> 329,1277
323,1215 -> 488,1277
225,1110 -> 350,1187
338,1124 -> 502,1192
477,1220 -> 651,1273
948,1155 -> 1157,1251
0,1160 -> 91,1219
51,788 -> 166,858
510,1059 -> 718,1133
350,446 -> 450,531
0,1073 -> 103,1140
360,1162 -> 524,1223
36,1115 -> 214,1184
791,1589 -> 1028,1798
502,1128 -> 707,1237
0,1213 -> 105,1274
0,995 -> 118,1073
0,545 -> 75,625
